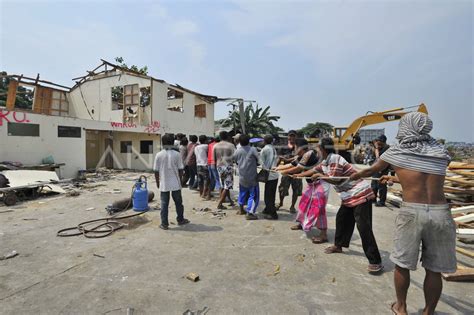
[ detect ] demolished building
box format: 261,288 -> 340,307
0,59 -> 219,178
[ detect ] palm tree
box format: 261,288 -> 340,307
218,104 -> 282,136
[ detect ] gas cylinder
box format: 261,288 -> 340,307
132,175 -> 149,211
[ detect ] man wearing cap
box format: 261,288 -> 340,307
350,112 -> 455,315
371,135 -> 390,207
276,130 -> 302,213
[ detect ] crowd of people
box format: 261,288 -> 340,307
153,112 -> 456,315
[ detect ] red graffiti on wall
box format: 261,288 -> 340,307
110,121 -> 137,128
0,110 -> 30,126
144,121 -> 161,134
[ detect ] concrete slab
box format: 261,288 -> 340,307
0,172 -> 472,314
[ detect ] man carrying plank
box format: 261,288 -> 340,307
349,112 -> 456,315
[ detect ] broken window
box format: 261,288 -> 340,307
0,75 -> 10,107
124,84 -> 139,117
15,84 -> 35,110
58,125 -> 81,138
140,87 -> 151,107
50,90 -> 69,116
194,104 -> 206,118
167,88 -> 184,112
111,86 -> 124,110
120,141 -> 132,153
8,122 -> 40,137
140,140 -> 153,154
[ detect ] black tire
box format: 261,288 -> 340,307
4,192 -> 17,206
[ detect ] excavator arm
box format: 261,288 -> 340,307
338,103 -> 428,146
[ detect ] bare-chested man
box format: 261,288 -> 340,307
350,112 -> 456,315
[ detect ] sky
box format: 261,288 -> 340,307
1,0 -> 472,143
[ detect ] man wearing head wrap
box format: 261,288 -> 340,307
350,112 -> 456,315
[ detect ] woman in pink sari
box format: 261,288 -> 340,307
293,179 -> 330,243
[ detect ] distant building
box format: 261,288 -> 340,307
359,128 -> 385,144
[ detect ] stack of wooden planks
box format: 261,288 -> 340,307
445,162 -> 474,204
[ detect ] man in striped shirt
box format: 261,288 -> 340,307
295,137 -> 383,274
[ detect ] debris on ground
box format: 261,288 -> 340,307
0,250 -> 18,260
85,207 -> 95,211
185,272 -> 200,282
93,253 -> 105,258
295,253 -> 305,262
183,306 -> 209,315
66,190 -> 80,197
193,207 -> 226,219
268,264 -> 281,276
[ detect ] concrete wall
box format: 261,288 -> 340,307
0,110 -> 166,178
69,73 -> 152,124
111,132 -> 161,171
151,81 -> 215,137
0,110 -> 86,178
69,74 -> 215,137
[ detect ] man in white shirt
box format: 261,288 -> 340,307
154,133 -> 190,230
194,135 -> 210,200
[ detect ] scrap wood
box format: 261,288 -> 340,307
448,162 -> 474,170
451,170 -> 474,177
451,205 -> 474,215
185,272 -> 200,282
445,177 -> 474,187
454,213 -> 474,224
442,265 -> 474,281
456,246 -> 474,259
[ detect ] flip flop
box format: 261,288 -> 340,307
390,302 -> 405,315
290,224 -> 302,230
217,205 -> 228,210
311,237 -> 328,244
324,246 -> 343,254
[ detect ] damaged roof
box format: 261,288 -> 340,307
71,59 -> 219,103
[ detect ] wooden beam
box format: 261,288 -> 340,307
456,246 -> 474,259
6,80 -> 18,110
442,267 -> 474,281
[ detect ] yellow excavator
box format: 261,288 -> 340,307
308,103 -> 428,151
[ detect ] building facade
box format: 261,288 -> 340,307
0,60 -> 219,178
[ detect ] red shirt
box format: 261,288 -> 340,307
208,141 -> 216,165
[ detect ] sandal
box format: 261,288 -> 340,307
217,205 -> 228,210
390,302 -> 406,315
159,224 -> 169,230
311,237 -> 328,244
290,224 -> 302,230
368,264 -> 384,273
324,245 -> 343,254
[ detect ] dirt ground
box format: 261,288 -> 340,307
0,171 -> 472,314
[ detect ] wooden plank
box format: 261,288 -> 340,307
451,170 -> 474,177
456,246 -> 474,259
451,205 -> 474,215
442,268 -> 474,281
448,162 -> 474,170
454,213 -> 474,224
445,177 -> 474,187
6,79 -> 18,110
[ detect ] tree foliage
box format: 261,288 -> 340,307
115,57 -> 148,75
0,72 -> 34,109
218,104 -> 283,136
299,122 -> 334,137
